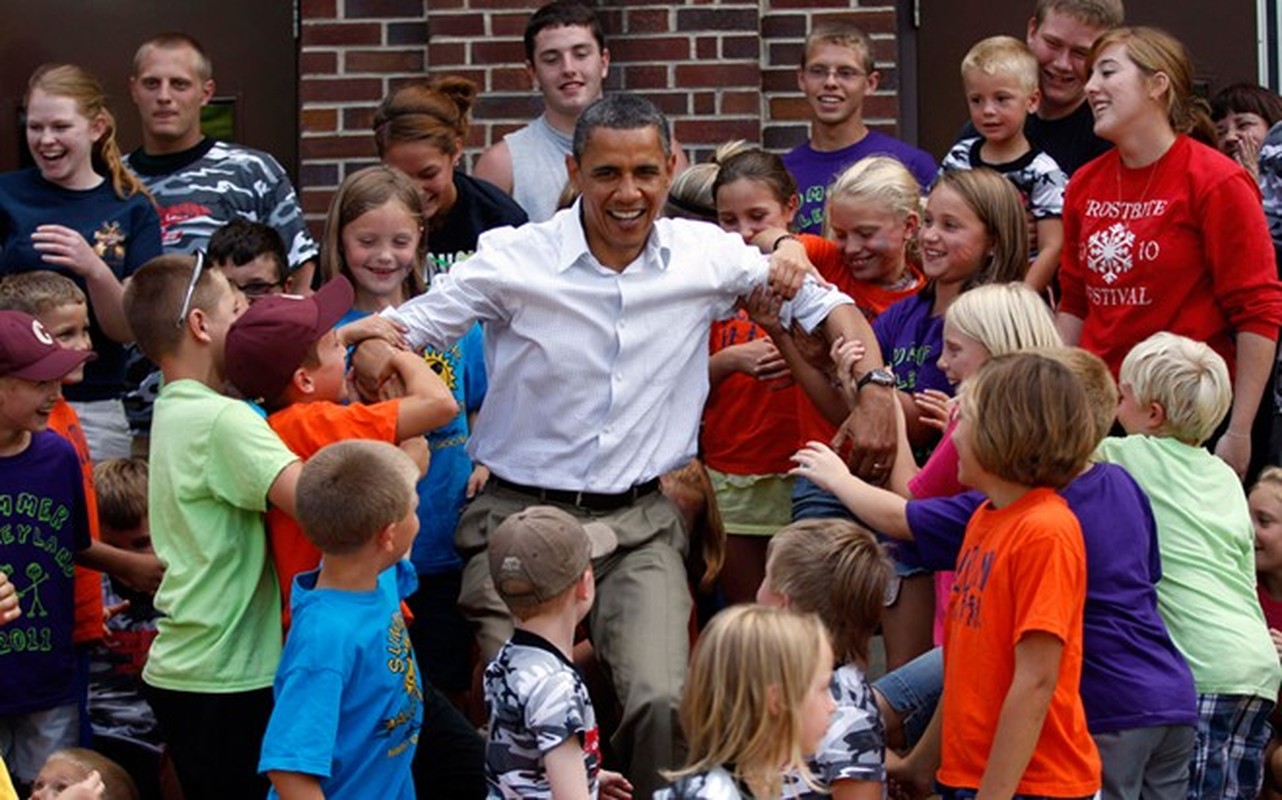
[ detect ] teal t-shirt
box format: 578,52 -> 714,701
143,379 -> 299,692
1095,435 -> 1282,698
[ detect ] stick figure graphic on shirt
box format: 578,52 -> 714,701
17,562 -> 49,618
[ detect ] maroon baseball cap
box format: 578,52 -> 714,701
225,276 -> 354,402
0,310 -> 94,381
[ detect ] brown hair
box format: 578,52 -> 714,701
1210,83 -> 1282,127
1033,0 -> 1124,29
712,145 -> 797,211
959,352 -> 1096,488
296,440 -> 420,555
1040,347 -> 1118,445
1089,27 -> 1217,145
123,254 -> 227,361
94,458 -> 149,532
320,165 -> 427,300
373,77 -> 476,158
764,519 -> 890,667
931,168 -> 1029,289
802,21 -> 874,74
27,64 -> 149,200
0,271 -> 85,316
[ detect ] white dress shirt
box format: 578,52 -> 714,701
388,204 -> 852,493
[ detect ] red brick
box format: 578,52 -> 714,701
872,38 -> 897,63
626,8 -> 670,33
761,13 -> 807,37
763,124 -> 807,150
675,8 -> 758,31
300,163 -> 339,188
622,65 -> 667,90
301,135 -> 377,160
300,0 -> 337,19
596,9 -> 623,35
491,13 -> 529,37
428,41 -> 466,65
768,96 -> 812,120
769,41 -> 804,66
877,66 -> 899,92
343,106 -> 377,132
696,37 -> 717,59
301,108 -> 338,133
346,49 -> 425,73
389,21 -> 429,44
674,62 -> 758,88
300,50 -> 338,76
762,67 -> 799,93
346,0 -> 424,19
301,77 -> 384,103
491,67 -> 532,91
608,36 -> 690,62
302,188 -> 334,215
721,91 -> 760,115
306,219 -> 325,243
474,94 -> 544,120
862,94 -> 899,120
472,39 -> 526,63
693,92 -> 715,115
302,22 -> 381,46
674,118 -> 760,147
813,11 -> 896,34
644,92 -> 690,117
723,35 -> 759,60
429,13 -> 485,37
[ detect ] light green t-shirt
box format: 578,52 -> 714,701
1095,435 -> 1282,698
143,379 -> 299,692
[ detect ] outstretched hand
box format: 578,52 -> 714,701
912,389 -> 956,432
790,440 -> 854,492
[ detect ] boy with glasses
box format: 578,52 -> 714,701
784,22 -> 937,235
207,219 -> 293,301
121,254 -> 302,800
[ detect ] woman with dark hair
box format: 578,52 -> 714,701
1210,82 -> 1282,183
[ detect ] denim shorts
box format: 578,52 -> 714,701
792,475 -> 929,578
871,645 -> 943,749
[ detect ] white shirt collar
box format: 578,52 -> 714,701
554,199 -> 673,274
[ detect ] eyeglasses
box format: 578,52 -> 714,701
803,65 -> 867,83
235,279 -> 285,300
175,250 -> 206,328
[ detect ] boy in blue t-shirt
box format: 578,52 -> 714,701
0,310 -> 95,789
259,439 -> 426,799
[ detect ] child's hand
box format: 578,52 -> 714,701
31,225 -> 110,279
58,770 -> 105,799
829,335 -> 868,404
0,571 -> 18,625
737,286 -> 784,335
399,437 -> 430,477
727,339 -> 790,383
599,770 -> 633,800
339,315 -> 408,350
790,320 -> 832,374
912,389 -> 955,432
466,464 -> 490,499
790,441 -> 853,492
351,339 -> 398,401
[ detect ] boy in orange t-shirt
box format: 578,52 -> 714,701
937,352 -> 1100,799
222,276 -> 456,627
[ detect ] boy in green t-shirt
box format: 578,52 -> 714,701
1097,331 -> 1282,800
122,253 -> 302,800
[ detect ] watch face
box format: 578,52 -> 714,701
869,368 -> 895,387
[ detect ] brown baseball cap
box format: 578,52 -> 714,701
225,276 -> 354,402
0,311 -> 94,381
489,506 -> 618,609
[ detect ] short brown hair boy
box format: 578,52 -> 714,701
1041,346 -> 1118,445
95,457 -> 149,533
122,253 -> 227,362
960,352 -> 1095,489
295,440 -> 419,556
0,271 -> 86,316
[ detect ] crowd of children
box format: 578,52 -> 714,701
8,1 -> 1282,799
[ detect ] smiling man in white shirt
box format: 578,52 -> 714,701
360,93 -> 893,798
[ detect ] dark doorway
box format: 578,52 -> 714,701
907,1 -> 1261,162
0,0 -> 299,178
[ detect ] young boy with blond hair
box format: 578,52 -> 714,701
1098,331 -> 1282,800
484,505 -> 633,799
941,36 -> 1067,294
784,21 -> 937,234
121,253 -> 302,800
259,439 -> 426,799
222,276 -> 456,622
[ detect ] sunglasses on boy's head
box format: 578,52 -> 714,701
175,250 -> 207,329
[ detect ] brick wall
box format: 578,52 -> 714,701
298,0 -> 904,229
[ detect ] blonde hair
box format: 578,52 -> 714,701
296,440 -> 420,555
0,270 -> 85,316
802,21 -> 874,74
1034,0 -> 1124,29
1252,466 -> 1282,500
825,155 -> 922,266
930,169 -> 1029,288
763,519 -> 890,667
321,165 -> 427,300
668,605 -> 830,799
946,283 -> 1062,358
665,162 -> 719,222
1089,27 -> 1216,144
43,749 -> 139,800
962,36 -> 1039,94
1040,347 -> 1118,445
1118,332 -> 1231,445
133,33 -> 213,82
27,64 -> 149,200
95,458 -> 149,532
960,352 -> 1096,488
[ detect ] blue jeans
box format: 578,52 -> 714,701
792,475 -> 929,578
871,645 -> 943,749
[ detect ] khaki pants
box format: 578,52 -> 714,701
457,483 -> 690,798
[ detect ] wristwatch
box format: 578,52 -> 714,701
855,367 -> 895,392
